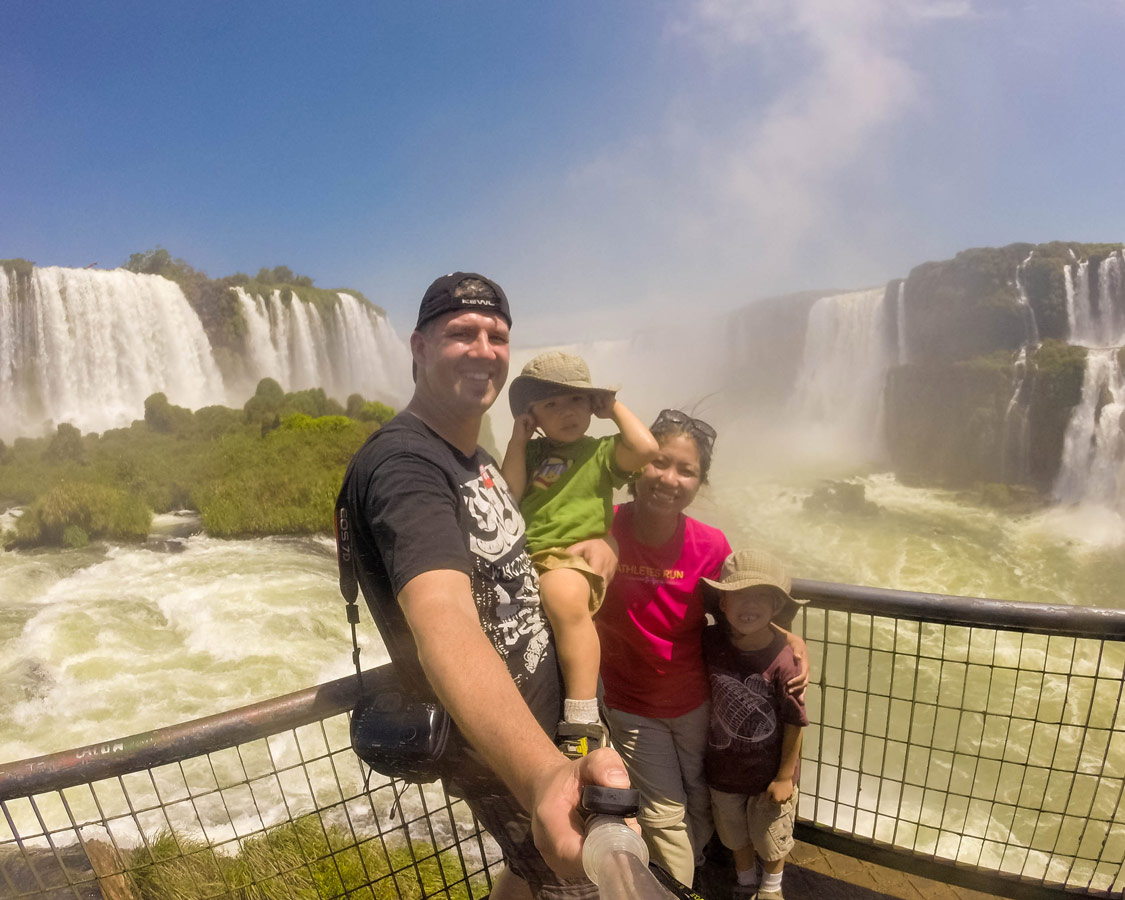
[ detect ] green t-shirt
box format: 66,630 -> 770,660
520,434 -> 633,554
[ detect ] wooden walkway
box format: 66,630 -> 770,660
695,839 -> 1006,900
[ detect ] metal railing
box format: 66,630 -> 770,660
790,579 -> 1125,899
1,582 -> 1123,900
0,673 -> 498,900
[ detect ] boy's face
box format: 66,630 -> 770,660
720,586 -> 784,641
529,392 -> 593,443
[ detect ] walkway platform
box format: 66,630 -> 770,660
695,839 -> 1004,900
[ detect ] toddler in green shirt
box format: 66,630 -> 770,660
501,350 -> 658,756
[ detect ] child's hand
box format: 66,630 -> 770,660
591,392 -> 617,419
509,413 -> 537,445
767,777 -> 794,805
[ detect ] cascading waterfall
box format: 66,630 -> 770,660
234,288 -> 412,406
790,288 -> 891,458
895,281 -> 908,366
0,267 -> 226,440
1053,349 -> 1125,509
1001,252 -> 1039,483
0,266 -> 413,441
1057,251 -> 1125,510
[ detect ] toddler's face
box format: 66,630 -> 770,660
530,393 -> 593,443
721,586 -> 783,641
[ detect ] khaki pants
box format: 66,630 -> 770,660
605,702 -> 712,887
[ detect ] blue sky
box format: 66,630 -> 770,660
3,0 -> 1124,342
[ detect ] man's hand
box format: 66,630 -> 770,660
767,776 -> 794,805
530,747 -> 632,877
566,535 -> 619,584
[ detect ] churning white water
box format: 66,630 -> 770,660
1054,349 -> 1125,510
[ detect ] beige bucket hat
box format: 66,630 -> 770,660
508,351 -> 619,417
702,549 -> 808,607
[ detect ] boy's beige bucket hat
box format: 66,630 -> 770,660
508,351 -> 619,416
701,549 -> 807,605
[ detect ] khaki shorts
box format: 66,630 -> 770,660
530,548 -> 607,612
709,786 -> 798,863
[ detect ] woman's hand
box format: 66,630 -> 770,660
566,535 -> 619,584
774,625 -> 810,699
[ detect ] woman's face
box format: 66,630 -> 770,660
634,432 -> 703,517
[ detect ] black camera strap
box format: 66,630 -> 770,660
334,500 -> 366,689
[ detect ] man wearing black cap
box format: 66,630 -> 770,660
339,273 -> 627,899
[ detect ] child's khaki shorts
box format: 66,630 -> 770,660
709,786 -> 798,863
530,547 -> 607,612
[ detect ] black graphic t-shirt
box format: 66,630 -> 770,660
702,626 -> 807,795
339,413 -> 559,758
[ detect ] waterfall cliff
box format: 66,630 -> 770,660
0,267 -> 226,440
0,265 -> 411,441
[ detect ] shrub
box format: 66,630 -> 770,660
9,483 -> 151,548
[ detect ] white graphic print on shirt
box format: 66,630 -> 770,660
460,462 -> 546,677
709,673 -> 777,749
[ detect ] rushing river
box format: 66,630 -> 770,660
2,464 -> 1123,767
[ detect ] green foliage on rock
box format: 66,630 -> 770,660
0,257 -> 35,279
903,245 -> 1030,361
884,352 -> 1016,486
8,482 -> 151,548
1027,340 -> 1087,486
0,388 -> 395,547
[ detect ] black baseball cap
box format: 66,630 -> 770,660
415,272 -> 511,331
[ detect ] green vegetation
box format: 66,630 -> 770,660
126,816 -> 485,899
0,257 -> 35,279
1027,340 -> 1087,486
122,248 -> 385,368
0,381 -> 391,548
885,351 -> 1017,487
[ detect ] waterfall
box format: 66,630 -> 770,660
1000,252 -> 1040,483
790,288 -> 891,457
895,281 -> 908,365
234,288 -> 412,406
1065,251 -> 1125,347
0,267 -> 226,440
1,266 -> 413,440
1053,349 -> 1125,510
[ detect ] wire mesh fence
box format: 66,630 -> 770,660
0,676 -> 499,900
2,582 -> 1123,899
791,579 -> 1125,897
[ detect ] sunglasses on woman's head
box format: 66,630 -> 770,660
653,409 -> 717,447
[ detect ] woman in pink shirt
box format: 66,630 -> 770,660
596,410 -> 807,887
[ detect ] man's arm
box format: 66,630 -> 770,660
398,568 -> 630,876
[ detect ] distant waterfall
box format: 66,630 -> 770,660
1001,252 -> 1039,483
791,288 -> 891,457
895,281 -> 908,365
1066,251 -> 1125,347
1056,252 -> 1125,509
1053,349 -> 1124,510
0,266 -> 413,440
0,267 -> 226,440
233,289 -> 412,406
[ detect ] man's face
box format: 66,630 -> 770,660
411,311 -> 511,415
